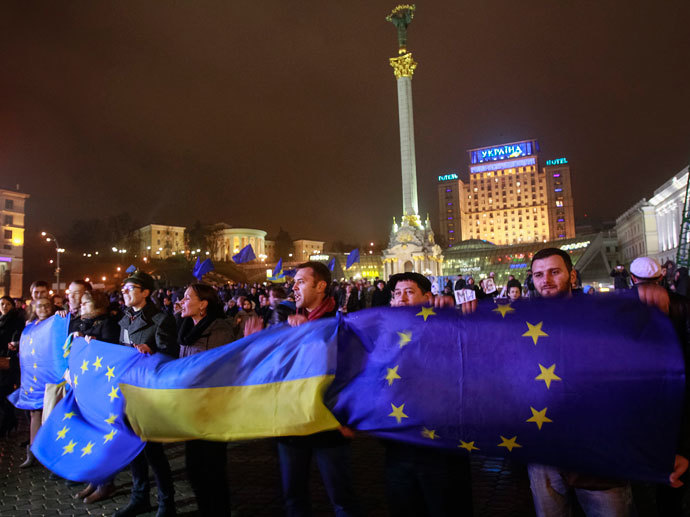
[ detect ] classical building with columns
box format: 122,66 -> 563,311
382,5 -> 443,279
215,228 -> 267,263
615,165 -> 688,266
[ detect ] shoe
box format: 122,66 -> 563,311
156,503 -> 176,517
112,499 -> 152,517
75,483 -> 96,500
19,444 -> 36,468
84,482 -> 116,504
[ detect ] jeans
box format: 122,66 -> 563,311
528,464 -> 634,517
277,434 -> 360,517
384,441 -> 473,517
185,440 -> 230,517
130,442 -> 175,507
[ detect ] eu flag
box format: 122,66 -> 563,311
125,264 -> 137,274
346,248 -> 359,269
194,258 -> 215,280
31,337 -> 148,482
8,315 -> 70,410
233,245 -> 256,264
328,257 -> 336,272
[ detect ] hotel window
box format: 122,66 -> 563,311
5,200 -> 13,210
3,215 -> 12,225
4,230 -> 11,239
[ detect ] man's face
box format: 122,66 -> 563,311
122,282 -> 148,308
293,267 -> 325,310
532,255 -> 574,298
507,287 -> 521,302
68,283 -> 87,311
34,299 -> 53,321
377,281 -> 385,291
391,280 -> 432,307
31,285 -> 48,301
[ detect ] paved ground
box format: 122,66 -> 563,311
0,415 -> 686,516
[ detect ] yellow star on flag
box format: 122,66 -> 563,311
492,304 -> 515,318
389,403 -> 409,424
459,440 -> 479,452
56,426 -> 69,440
29,338 -> 33,344
32,376 -> 37,382
81,441 -> 95,457
73,375 -> 78,387
397,331 -> 412,348
103,429 -> 117,443
421,428 -> 438,440
105,413 -> 117,425
416,306 -> 436,321
62,439 -> 77,455
80,359 -> 89,374
535,364 -> 562,389
92,356 -> 103,371
108,386 -> 119,402
385,365 -> 401,386
526,407 -> 553,430
498,435 -> 522,452
33,362 -> 37,369
105,366 -> 115,382
30,348 -> 35,356
29,387 -> 34,392
522,321 -> 548,345
63,412 -> 75,420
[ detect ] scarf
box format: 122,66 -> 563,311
298,296 -> 336,322
178,313 -> 218,349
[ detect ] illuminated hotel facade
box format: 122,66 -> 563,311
438,139 -> 575,246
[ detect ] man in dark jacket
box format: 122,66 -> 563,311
279,262 -> 360,516
114,271 -> 178,517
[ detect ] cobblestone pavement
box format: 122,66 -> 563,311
0,416 -> 686,516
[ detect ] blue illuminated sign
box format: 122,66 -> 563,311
510,263 -> 528,269
546,158 -> 568,166
470,157 -> 535,174
438,173 -> 459,182
470,140 -> 538,164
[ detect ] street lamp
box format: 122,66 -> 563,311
41,231 -> 62,293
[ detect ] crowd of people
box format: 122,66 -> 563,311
0,249 -> 686,517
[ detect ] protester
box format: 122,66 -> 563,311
610,264 -> 630,291
114,270 -> 178,517
178,283 -> 234,516
0,295 -> 24,437
26,280 -> 50,322
279,261 -> 360,516
505,279 -> 522,302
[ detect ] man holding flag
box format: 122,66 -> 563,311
280,261 -> 361,516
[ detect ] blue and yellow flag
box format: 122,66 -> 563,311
8,314 -> 70,410
31,337 -> 146,482
328,296 -> 684,483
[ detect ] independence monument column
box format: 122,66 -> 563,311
383,5 -> 443,279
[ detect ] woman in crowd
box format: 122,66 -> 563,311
233,295 -> 257,339
179,283 -> 235,516
18,296 -> 54,468
73,290 -> 121,503
0,295 -> 25,437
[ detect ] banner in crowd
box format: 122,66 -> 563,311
31,337 -> 146,482
8,314 -> 70,410
32,297 -> 685,484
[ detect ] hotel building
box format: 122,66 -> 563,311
438,140 -> 575,246
1,187 -> 30,298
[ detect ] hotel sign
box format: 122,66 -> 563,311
470,140 -> 538,164
438,173 -> 459,182
546,158 -> 568,166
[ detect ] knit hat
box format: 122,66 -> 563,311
123,270 -> 155,292
629,257 -> 661,280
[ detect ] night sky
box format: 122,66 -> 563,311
2,1 -> 690,249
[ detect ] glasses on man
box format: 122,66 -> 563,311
121,285 -> 141,293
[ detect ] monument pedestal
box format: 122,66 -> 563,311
383,215 -> 443,278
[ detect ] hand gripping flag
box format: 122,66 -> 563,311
194,258 -> 215,280
31,337 -> 151,482
8,314 -> 70,410
346,248 -> 360,269
233,244 -> 256,264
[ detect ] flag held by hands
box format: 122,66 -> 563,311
233,245 -> 256,264
346,249 -> 360,269
194,258 -> 215,280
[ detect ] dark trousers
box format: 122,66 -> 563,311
385,441 -> 473,517
277,435 -> 360,517
185,440 -> 230,517
657,480 -> 686,516
130,442 -> 175,507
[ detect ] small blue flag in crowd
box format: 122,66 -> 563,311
233,244 -> 256,264
125,265 -> 137,274
327,257 -> 336,272
193,258 -> 215,280
346,248 -> 359,269
8,315 -> 70,410
273,258 -> 283,277
31,337 -> 153,482
282,268 -> 297,277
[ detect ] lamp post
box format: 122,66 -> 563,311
41,231 -> 62,293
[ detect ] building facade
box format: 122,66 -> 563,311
131,224 -> 186,259
615,166 -> 688,266
438,141 -> 575,247
293,239 -> 325,261
0,188 -> 30,298
216,228 -> 267,263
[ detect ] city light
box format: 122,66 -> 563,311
101,276 -> 106,281
116,267 -> 121,271
84,277 -> 90,282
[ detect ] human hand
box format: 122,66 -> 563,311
433,295 -> 455,308
84,335 -> 93,344
461,299 -> 478,315
56,310 -> 68,318
338,426 -> 355,439
670,455 -> 688,488
134,343 -> 153,354
8,341 -> 18,351
287,314 -> 309,327
244,315 -> 264,337
637,283 -> 669,315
